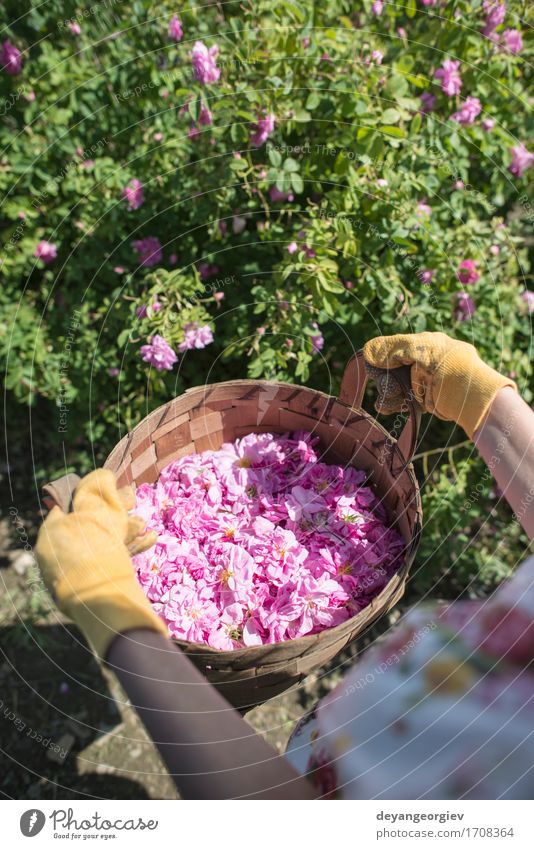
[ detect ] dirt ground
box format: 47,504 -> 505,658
0,501 -> 402,801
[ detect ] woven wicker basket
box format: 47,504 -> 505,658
96,351 -> 422,709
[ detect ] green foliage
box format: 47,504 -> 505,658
413,451 -> 531,599
1,0 -> 532,595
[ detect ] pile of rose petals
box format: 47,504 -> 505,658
132,431 -> 404,649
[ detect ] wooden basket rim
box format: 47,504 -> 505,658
116,377 -> 420,475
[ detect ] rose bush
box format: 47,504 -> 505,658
1,0 -> 532,596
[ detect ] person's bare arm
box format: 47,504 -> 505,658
474,386 -> 534,540
106,629 -> 316,800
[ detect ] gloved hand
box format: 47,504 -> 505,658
36,469 -> 168,659
363,331 -> 517,438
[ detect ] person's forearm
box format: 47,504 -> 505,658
474,386 -> 534,540
106,629 -> 315,799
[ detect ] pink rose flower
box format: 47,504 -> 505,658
416,200 -> 432,219
309,323 -> 324,355
419,269 -> 435,285
454,292 -> 476,321
457,259 -> 480,285
250,111 -> 275,147
521,291 -> 534,314
287,241 -> 298,254
269,186 -> 294,202
199,105 -> 213,125
1,40 -> 23,76
451,96 -> 482,126
482,118 -> 495,131
190,41 -> 220,84
434,59 -> 462,96
122,178 -> 144,210
168,14 -> 183,42
132,237 -> 162,267
481,1 -> 506,37
69,22 -> 81,36
34,240 -> 57,264
372,0 -> 383,15
500,28 -> 523,53
178,323 -> 214,352
198,261 -> 220,280
371,50 -> 383,65
509,144 -> 534,178
140,334 -> 178,371
420,91 -> 437,114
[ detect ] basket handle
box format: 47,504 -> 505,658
339,350 -> 421,466
42,473 -> 81,513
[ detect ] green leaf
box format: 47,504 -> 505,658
379,126 -> 407,138
276,173 -> 290,192
290,172 -> 304,193
321,295 -> 335,316
293,109 -> 311,122
396,55 -> 414,73
406,0 -> 417,17
306,92 -> 321,110
316,273 -> 344,294
284,157 -> 300,172
188,99 -> 201,122
229,158 -> 247,171
282,264 -> 295,281
381,108 -> 401,124
410,112 -> 422,134
385,75 -> 409,98
236,109 -> 257,122
406,74 -> 428,89
268,146 -> 282,167
276,0 -> 306,22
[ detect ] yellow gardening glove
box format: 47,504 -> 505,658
35,469 -> 168,659
363,332 -> 517,438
